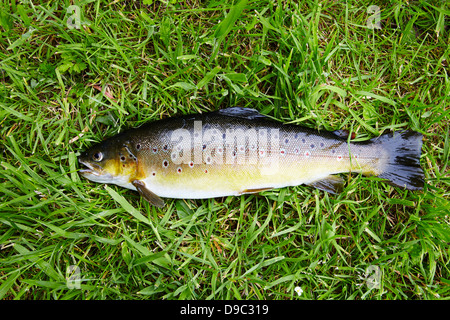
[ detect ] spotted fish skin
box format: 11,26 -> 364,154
78,108 -> 424,207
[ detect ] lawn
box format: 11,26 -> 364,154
0,0 -> 449,300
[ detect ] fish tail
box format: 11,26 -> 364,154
374,130 -> 424,190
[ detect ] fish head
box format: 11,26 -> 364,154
78,137 -> 138,186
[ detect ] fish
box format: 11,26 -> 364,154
78,107 -> 424,207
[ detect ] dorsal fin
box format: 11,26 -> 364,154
217,107 -> 267,120
332,129 -> 356,140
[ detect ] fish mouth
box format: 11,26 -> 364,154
78,158 -> 115,184
78,160 -> 102,176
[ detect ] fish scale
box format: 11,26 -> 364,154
78,107 -> 424,207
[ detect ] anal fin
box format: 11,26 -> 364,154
306,175 -> 344,194
132,180 -> 165,208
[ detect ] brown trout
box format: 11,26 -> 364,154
78,107 -> 424,207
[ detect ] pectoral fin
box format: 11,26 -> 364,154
307,175 -> 345,194
132,180 -> 165,208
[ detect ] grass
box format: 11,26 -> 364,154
0,0 -> 449,300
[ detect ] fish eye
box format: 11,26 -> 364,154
92,152 -> 103,162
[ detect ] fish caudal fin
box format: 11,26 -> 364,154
374,130 -> 424,190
